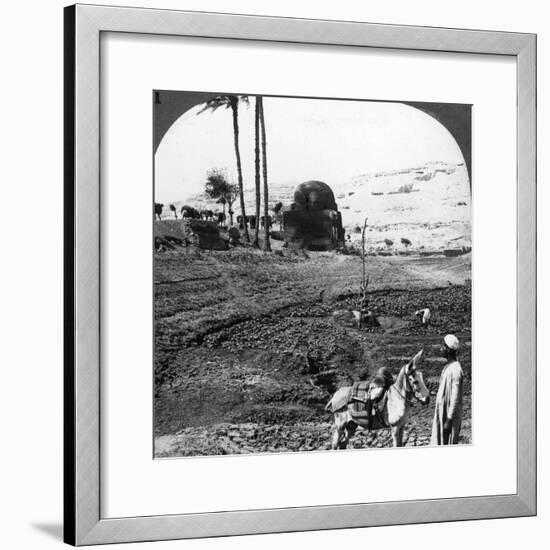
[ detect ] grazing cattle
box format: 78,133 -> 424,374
200,209 -> 214,221
237,214 -> 251,229
154,202 -> 163,220
180,205 -> 201,219
169,204 -> 178,219
260,215 -> 273,229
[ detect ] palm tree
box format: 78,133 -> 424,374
197,95 -> 250,241
253,96 -> 261,248
258,96 -> 271,252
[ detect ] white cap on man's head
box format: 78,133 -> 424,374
444,334 -> 460,350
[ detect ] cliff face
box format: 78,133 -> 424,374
333,161 -> 471,251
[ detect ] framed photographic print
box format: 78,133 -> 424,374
64,3 -> 536,546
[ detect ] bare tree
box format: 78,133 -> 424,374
351,217 -> 371,329
358,218 -> 369,312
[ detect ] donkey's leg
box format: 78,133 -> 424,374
331,412 -> 349,450
392,425 -> 404,447
331,424 -> 344,450
340,422 -> 357,449
331,414 -> 343,450
396,426 -> 405,447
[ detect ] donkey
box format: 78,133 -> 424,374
325,350 -> 430,449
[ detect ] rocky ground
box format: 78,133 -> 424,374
154,247 -> 471,457
154,421 -> 438,457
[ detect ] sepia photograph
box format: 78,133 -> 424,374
153,91 -> 472,458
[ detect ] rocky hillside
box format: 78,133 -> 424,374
334,161 -> 471,251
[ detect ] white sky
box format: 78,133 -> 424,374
154,97 -> 464,203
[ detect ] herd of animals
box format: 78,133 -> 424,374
154,202 -> 274,229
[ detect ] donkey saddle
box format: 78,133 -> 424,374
349,367 -> 394,426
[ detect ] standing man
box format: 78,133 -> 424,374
431,334 -> 464,445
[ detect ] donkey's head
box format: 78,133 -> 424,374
405,349 -> 430,405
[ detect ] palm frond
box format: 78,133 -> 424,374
196,95 -> 249,115
196,96 -> 231,115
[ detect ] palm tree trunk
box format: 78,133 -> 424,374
253,97 -> 261,248
259,97 -> 271,252
231,100 -> 249,242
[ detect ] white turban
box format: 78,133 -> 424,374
444,334 -> 460,350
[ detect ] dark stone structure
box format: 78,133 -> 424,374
282,181 -> 345,251
293,180 -> 338,211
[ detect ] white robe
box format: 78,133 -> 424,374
431,360 -> 464,445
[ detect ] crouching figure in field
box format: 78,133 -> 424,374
325,350 -> 430,449
415,307 -> 431,326
332,308 -> 379,329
